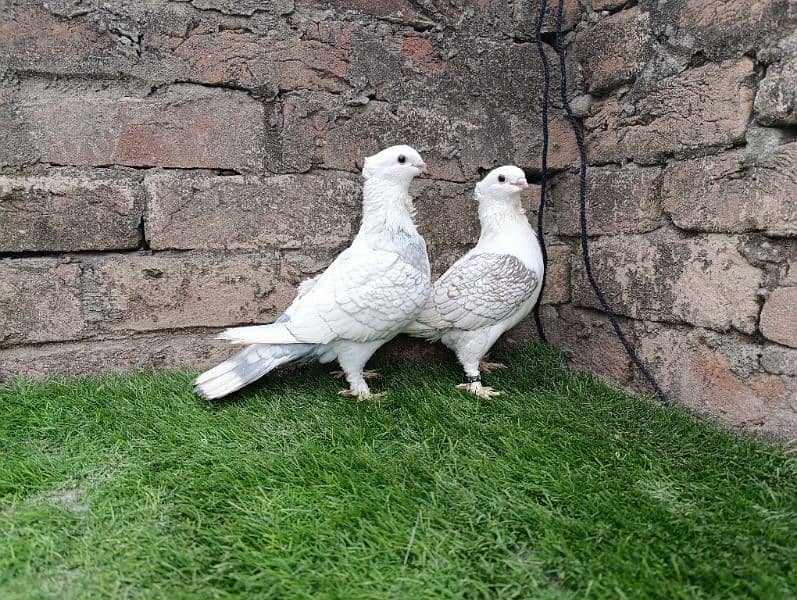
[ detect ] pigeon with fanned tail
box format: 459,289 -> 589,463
195,145 -> 431,400
404,165 -> 543,399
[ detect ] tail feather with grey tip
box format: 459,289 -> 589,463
194,343 -> 315,400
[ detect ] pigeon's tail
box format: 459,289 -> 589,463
215,322 -> 302,345
194,343 -> 314,400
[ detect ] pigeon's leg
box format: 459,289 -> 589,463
333,340 -> 385,400
448,330 -> 504,399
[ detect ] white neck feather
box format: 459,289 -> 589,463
476,190 -> 531,239
359,177 -> 417,236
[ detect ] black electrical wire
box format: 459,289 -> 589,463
533,0 -> 671,406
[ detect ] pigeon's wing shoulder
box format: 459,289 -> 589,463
282,248 -> 430,343
430,253 -> 539,331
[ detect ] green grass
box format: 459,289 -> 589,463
1,344 -> 795,599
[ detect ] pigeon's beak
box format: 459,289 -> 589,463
512,177 -> 529,189
415,161 -> 428,175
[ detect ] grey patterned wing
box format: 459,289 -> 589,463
432,253 -> 539,331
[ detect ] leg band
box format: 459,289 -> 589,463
465,375 -> 481,383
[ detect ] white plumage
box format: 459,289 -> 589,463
405,165 -> 544,398
195,145 -> 431,400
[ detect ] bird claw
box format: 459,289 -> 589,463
338,389 -> 385,401
479,361 -> 507,374
456,382 -> 503,399
331,369 -> 380,380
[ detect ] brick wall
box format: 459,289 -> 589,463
1,1 -> 795,440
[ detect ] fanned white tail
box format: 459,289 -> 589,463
215,322 -> 300,345
194,343 -> 314,400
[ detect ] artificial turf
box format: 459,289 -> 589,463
1,344 -> 795,599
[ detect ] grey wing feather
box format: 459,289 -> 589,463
418,253 -> 539,331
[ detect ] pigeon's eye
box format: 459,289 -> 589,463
397,155 -> 407,164
497,174 -> 507,183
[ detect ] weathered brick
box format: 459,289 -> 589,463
144,171 -> 360,251
0,171 -> 143,252
633,324 -> 797,440
760,287 -> 797,348
592,0 -> 628,11
761,345 -> 797,376
511,113 -> 581,173
576,6 -> 653,94
570,230 -> 763,334
542,304 -> 634,383
272,94 -> 553,181
755,31 -> 797,126
548,164 -> 663,236
13,81 -> 264,172
163,29 -> 350,93
0,259 -> 87,346
81,252 -> 290,333
586,59 -> 756,165
414,180 -> 478,275
0,83 -> 37,167
662,144 -> 797,236
189,0 -> 295,15
540,243 -> 572,305
0,5 -> 134,77
0,333 -> 235,383
671,0 -> 794,60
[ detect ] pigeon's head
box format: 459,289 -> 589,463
475,165 -> 529,202
362,145 -> 427,184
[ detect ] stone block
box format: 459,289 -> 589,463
542,304 -> 634,384
633,324 -> 797,440
755,31 -> 797,126
576,6 -> 653,94
570,230 -> 763,334
662,144 -> 797,236
586,59 -> 756,164
0,259 -> 87,346
13,80 -> 264,173
671,0 -> 794,61
80,252 -> 290,333
540,243 -> 572,305
760,287 -> 797,348
0,333 -> 234,383
0,171 -> 143,252
548,164 -> 663,236
0,4 -> 135,77
144,171 -> 360,251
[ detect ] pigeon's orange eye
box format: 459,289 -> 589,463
498,175 -> 507,183
398,155 -> 407,164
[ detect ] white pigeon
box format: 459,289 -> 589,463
404,165 -> 543,399
194,145 -> 431,400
